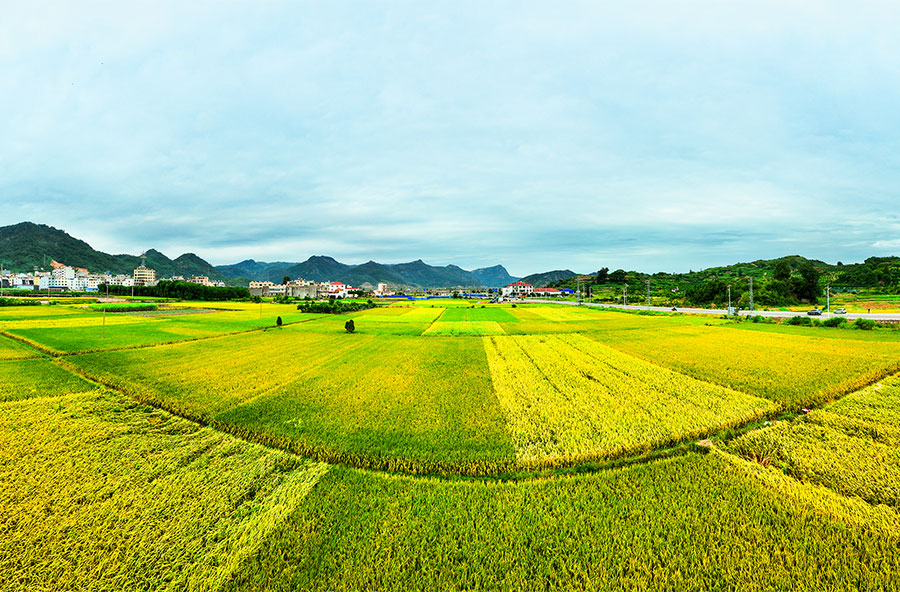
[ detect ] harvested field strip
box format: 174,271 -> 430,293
0,391 -> 327,592
484,334 -> 775,468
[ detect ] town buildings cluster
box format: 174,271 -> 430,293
0,259 -> 227,293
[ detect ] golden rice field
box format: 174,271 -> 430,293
2,300 -> 900,589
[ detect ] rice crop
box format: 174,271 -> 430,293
0,358 -> 96,402
423,320 -> 506,335
730,375 -> 900,508
226,454 -> 900,592
589,324 -> 900,408
68,331 -> 516,475
88,302 -> 159,312
0,334 -> 40,360
0,390 -> 327,592
483,334 -> 775,467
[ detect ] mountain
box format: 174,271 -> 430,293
472,265 -> 519,287
0,222 -> 225,280
520,269 -> 577,287
217,255 -> 519,288
216,259 -> 296,282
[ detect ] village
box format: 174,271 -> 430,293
0,259 -> 570,300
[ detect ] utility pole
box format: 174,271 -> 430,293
646,279 -> 651,307
728,285 -> 732,311
827,284 -> 831,313
748,277 -> 754,312
624,283 -> 628,306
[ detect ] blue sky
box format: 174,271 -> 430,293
2,1 -> 899,276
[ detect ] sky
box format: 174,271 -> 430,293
2,1 -> 899,276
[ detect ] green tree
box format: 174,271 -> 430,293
596,267 -> 609,283
773,260 -> 791,282
609,269 -> 627,283
282,276 -> 291,285
344,319 -> 355,333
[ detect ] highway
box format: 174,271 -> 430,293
526,299 -> 900,321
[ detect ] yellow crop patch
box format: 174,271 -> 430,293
483,333 -> 775,467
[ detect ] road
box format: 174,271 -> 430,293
525,299 -> 900,321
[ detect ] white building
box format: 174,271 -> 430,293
501,281 -> 534,297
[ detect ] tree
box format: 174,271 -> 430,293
282,276 -> 291,285
609,269 -> 627,283
595,267 -> 609,283
344,319 -> 355,333
793,262 -> 821,303
276,316 -> 283,327
773,260 -> 791,282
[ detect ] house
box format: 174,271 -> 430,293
533,287 -> 562,297
501,281 -> 533,297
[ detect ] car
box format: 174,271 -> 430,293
834,308 -> 847,314
807,309 -> 822,316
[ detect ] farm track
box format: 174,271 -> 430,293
20,330 -> 895,487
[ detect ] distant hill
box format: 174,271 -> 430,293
0,222 -> 225,280
218,256 -> 520,288
520,269 -> 577,287
471,265 -> 518,287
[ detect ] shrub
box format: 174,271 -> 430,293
785,316 -> 811,326
853,318 -> 877,331
345,319 -> 355,333
276,316 -> 283,327
822,317 -> 848,328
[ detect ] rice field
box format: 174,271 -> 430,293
484,333 -> 775,467
731,375 -> 900,508
0,390 -> 326,592
3,300 -> 900,588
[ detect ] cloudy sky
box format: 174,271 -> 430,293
2,1 -> 899,275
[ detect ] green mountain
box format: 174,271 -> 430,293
520,269 -> 577,287
219,257 -> 520,288
0,222 -> 224,280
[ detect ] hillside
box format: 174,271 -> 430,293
0,222 -> 225,280
520,269 -> 577,287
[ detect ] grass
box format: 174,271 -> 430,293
225,453 -> 900,592
67,330 -> 517,475
0,358 -> 97,402
0,390 -> 327,592
483,334 -> 775,468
